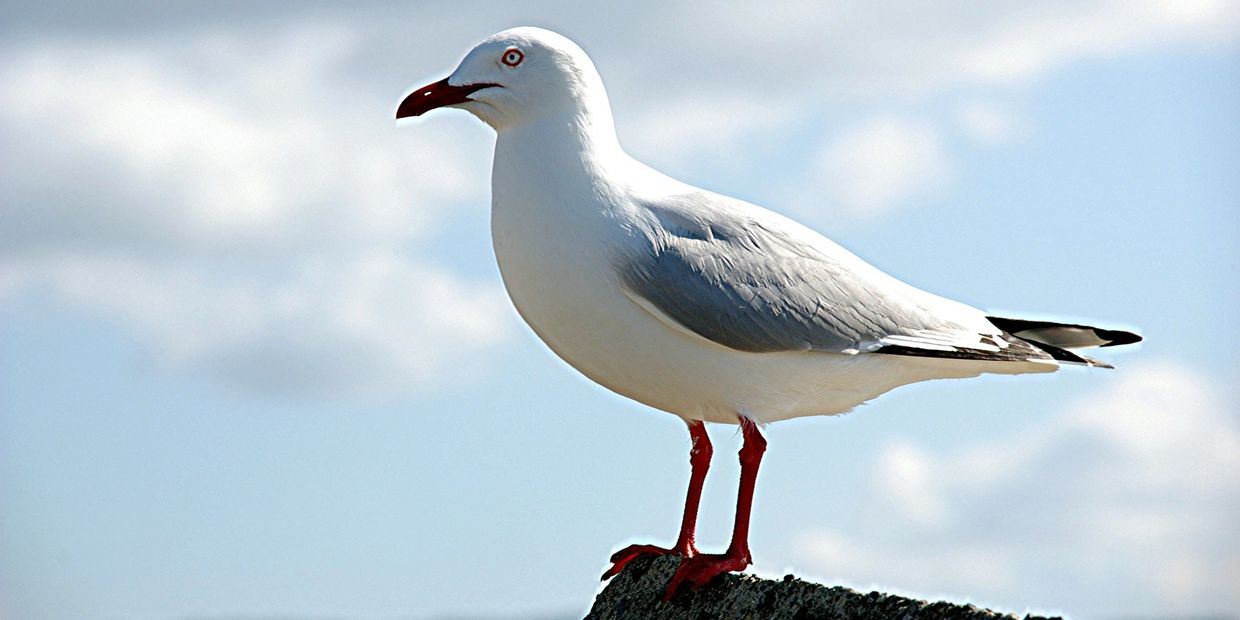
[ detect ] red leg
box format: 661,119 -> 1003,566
602,421 -> 712,580
663,415 -> 766,599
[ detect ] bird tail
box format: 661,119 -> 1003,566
986,316 -> 1142,369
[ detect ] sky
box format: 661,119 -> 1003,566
1,1 -> 1238,619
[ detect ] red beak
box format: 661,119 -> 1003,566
396,78 -> 500,119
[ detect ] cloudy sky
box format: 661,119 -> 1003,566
1,1 -> 1237,618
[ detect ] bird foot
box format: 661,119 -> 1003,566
663,551 -> 751,601
601,543 -> 690,581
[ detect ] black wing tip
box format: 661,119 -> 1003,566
1096,328 -> 1143,347
985,316 -> 1143,348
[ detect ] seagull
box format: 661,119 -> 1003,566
396,27 -> 1141,599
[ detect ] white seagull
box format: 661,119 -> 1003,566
396,27 -> 1141,598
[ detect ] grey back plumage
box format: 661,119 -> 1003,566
617,190 -> 1044,361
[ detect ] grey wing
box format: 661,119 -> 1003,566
619,223 -> 859,353
618,193 -> 1055,363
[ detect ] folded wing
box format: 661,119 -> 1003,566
617,191 -> 1058,365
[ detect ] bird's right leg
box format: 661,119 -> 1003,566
601,420 -> 712,580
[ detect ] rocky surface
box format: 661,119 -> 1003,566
585,555 -> 1061,620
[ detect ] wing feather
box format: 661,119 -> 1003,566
617,191 -> 1055,364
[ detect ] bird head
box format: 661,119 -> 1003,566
396,27 -> 609,132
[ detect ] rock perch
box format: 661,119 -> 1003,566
586,555 -> 1062,620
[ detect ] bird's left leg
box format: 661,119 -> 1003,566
663,415 -> 766,599
601,420 -> 712,580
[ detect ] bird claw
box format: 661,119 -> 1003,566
601,543 -> 686,581
662,551 -> 751,601
601,543 -> 751,599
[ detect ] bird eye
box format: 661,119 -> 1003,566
501,48 -> 524,67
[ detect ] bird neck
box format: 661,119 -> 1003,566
495,102 -> 631,187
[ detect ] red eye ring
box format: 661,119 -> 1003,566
501,48 -> 524,67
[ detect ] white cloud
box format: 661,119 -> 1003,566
951,0 -> 1239,86
622,96 -> 795,173
0,28 -> 490,254
647,0 -> 1239,99
873,440 -> 950,528
798,529 -> 1020,597
955,101 -> 1031,147
15,252 -> 511,399
0,26 -> 510,399
609,0 -> 1237,208
793,361 -> 1240,616
807,116 -> 951,217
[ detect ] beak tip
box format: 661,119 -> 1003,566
395,101 -> 421,120
396,77 -> 450,121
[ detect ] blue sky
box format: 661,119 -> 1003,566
1,2 -> 1238,619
